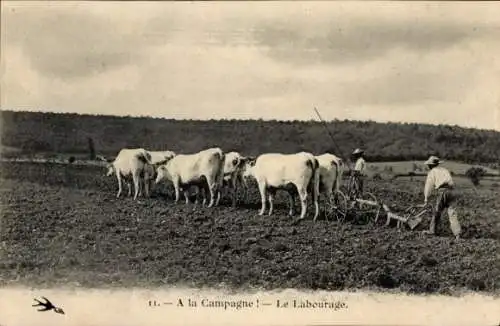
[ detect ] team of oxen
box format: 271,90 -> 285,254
99,147 -> 344,221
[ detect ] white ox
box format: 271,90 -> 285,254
215,151 -> 248,207
316,153 -> 344,199
286,153 -> 344,219
103,148 -> 155,200
155,147 -> 225,207
242,152 -> 320,220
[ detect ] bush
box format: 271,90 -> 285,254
465,167 -> 487,186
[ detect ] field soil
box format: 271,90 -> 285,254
1,162 -> 499,295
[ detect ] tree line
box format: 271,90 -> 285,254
1,110 -> 499,166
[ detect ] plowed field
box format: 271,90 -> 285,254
1,162 -> 499,295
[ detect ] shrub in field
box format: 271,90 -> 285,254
465,166 -> 487,186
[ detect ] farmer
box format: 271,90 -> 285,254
421,155 -> 461,239
351,148 -> 366,195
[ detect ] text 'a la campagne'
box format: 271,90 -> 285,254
148,298 -> 348,310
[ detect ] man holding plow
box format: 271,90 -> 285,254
421,156 -> 461,240
351,148 -> 366,196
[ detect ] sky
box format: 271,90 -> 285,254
1,1 -> 499,131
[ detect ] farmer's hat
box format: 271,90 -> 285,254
424,155 -> 443,166
352,148 -> 364,155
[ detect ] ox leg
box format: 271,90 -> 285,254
202,186 -> 208,207
297,186 -> 308,220
144,175 -> 150,198
197,185 -> 206,206
116,173 -> 123,198
184,187 -> 190,205
207,184 -> 216,207
132,173 -> 140,200
268,190 -> 275,216
215,191 -> 221,207
137,178 -> 143,197
173,180 -> 181,203
126,181 -> 132,197
196,182 -> 207,207
258,182 -> 267,216
206,177 -> 217,208
288,191 -> 296,216
215,180 -> 224,206
312,186 -> 320,222
231,177 -> 238,208
193,186 -> 200,205
242,178 -> 249,205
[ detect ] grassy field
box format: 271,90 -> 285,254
1,161 -> 499,295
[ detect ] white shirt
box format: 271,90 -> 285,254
424,166 -> 454,202
354,157 -> 366,173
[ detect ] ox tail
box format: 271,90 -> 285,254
306,157 -> 320,215
311,158 -> 320,204
136,150 -> 153,166
216,151 -> 226,192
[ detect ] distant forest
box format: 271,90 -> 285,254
1,110 -> 499,165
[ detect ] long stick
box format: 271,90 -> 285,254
313,107 -> 352,169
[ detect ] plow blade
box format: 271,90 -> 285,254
356,199 -> 379,206
407,216 -> 423,230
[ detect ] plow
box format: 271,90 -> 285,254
382,204 -> 428,230
325,185 -> 427,231
313,107 -> 428,231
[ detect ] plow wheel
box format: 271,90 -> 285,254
325,190 -> 348,223
354,192 -> 381,224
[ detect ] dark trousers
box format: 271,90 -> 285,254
353,172 -> 364,195
429,187 -> 461,237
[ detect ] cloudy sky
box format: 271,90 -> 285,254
1,1 -> 499,130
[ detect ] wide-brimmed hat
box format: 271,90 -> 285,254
424,155 -> 443,166
352,148 -> 364,155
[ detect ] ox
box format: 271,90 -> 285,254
102,148 -> 155,200
316,153 -> 343,193
155,147 -> 225,207
215,151 -> 248,207
315,153 -> 344,216
242,152 -> 320,220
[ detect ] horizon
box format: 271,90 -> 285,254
1,2 -> 499,131
3,108 -> 500,133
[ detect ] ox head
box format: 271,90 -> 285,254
105,162 -> 116,176
240,156 -> 257,179
231,154 -> 248,171
155,164 -> 170,184
152,155 -> 175,182
164,151 -> 176,160
97,155 -> 115,177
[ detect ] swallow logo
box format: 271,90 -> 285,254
32,296 -> 65,314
